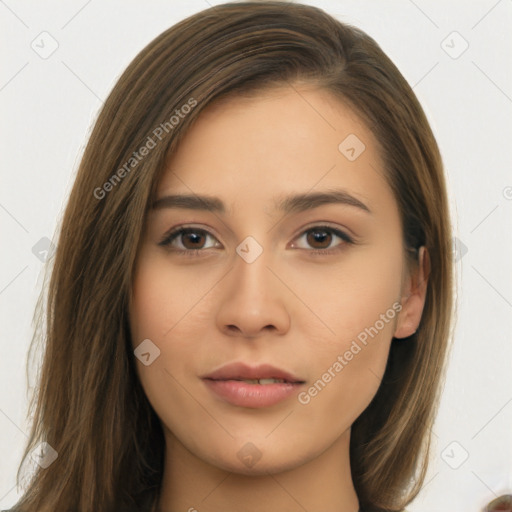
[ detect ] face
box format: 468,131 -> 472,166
129,85 -> 425,475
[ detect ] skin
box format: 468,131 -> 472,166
129,84 -> 429,512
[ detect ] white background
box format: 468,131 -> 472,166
1,1 -> 511,510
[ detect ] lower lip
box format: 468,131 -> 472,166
203,379 -> 304,408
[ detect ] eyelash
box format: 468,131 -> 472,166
158,224 -> 355,257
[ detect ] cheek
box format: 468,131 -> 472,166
129,251 -> 217,404
296,300 -> 397,425
129,260 -> 206,434
287,242 -> 403,344
290,246 -> 402,411
129,249 -> 209,343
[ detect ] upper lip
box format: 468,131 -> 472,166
202,362 -> 305,383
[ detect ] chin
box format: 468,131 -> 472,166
202,442 -> 313,476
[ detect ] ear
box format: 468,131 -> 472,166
393,246 -> 430,339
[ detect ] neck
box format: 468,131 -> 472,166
156,427 -> 360,512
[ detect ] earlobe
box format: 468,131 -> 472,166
394,246 -> 430,339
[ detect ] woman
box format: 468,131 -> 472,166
8,2 -> 455,511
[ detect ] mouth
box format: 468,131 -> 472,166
201,362 -> 305,384
205,377 -> 298,385
201,362 -> 306,408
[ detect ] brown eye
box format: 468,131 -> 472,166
291,225 -> 354,253
159,227 -> 220,252
179,229 -> 207,249
306,228 -> 333,249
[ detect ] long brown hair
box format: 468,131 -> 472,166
10,2 -> 454,511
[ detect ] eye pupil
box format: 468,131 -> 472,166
183,230 -> 205,249
307,228 -> 332,249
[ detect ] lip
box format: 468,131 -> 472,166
201,362 -> 306,409
202,362 -> 304,383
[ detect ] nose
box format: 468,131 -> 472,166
215,243 -> 291,339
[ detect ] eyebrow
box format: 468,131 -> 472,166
151,188 -> 372,215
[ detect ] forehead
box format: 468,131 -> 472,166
157,85 -> 392,216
